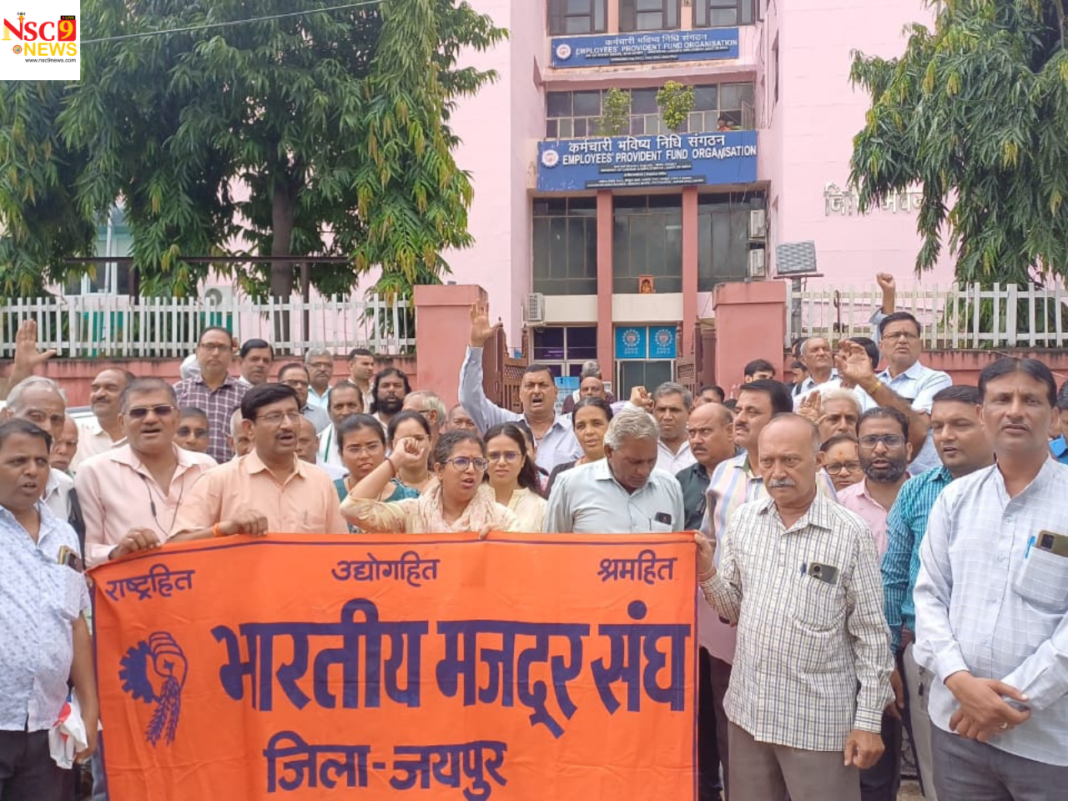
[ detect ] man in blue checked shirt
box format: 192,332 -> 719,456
914,358 -> 1068,800
881,384 -> 994,800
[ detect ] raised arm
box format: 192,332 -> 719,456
458,299 -> 519,432
0,320 -> 57,399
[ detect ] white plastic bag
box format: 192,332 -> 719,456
49,692 -> 88,769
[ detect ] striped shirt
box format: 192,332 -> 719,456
702,493 -> 894,751
915,460 -> 1068,765
698,452 -> 838,660
881,466 -> 952,650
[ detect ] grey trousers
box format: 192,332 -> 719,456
932,725 -> 1068,801
902,643 -> 937,801
728,723 -> 860,801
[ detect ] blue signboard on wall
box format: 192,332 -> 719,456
615,327 -> 648,360
551,29 -> 739,69
537,130 -> 757,192
648,326 -> 678,359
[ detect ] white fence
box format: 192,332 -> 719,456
786,283 -> 1068,350
0,294 -> 416,359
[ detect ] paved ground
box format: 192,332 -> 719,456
899,780 -> 924,800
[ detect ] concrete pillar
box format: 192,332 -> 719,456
682,187 -> 699,357
413,284 -> 485,407
712,280 -> 786,390
596,190 -> 615,379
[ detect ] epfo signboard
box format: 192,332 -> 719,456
551,29 -> 739,69
538,131 -> 758,192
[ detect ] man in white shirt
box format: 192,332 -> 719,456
544,410 -> 683,534
460,299 -> 581,473
792,337 -> 839,403
317,381 -> 365,469
838,312 -> 952,474
305,347 -> 335,409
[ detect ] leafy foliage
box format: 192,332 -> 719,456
656,81 -> 695,132
850,0 -> 1068,286
595,88 -> 632,136
0,0 -> 505,299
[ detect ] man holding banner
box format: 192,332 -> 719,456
697,414 -> 893,801
170,383 -> 349,541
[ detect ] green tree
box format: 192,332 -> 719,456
595,88 -> 631,136
0,0 -> 505,301
849,0 -> 1068,285
656,81 -> 694,132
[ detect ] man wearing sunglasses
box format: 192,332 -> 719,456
170,383 -> 348,541
75,378 -> 217,568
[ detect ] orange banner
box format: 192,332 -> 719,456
92,533 -> 696,801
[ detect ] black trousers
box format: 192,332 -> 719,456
698,647 -> 725,801
0,730 -> 70,801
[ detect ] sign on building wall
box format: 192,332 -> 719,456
551,29 -> 739,69
538,131 -> 757,192
615,326 -> 678,360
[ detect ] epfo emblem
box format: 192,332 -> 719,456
555,43 -> 572,62
541,148 -> 561,168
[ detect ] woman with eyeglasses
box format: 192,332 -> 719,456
483,423 -> 546,532
333,414 -> 389,504
818,433 -> 864,493
341,431 -> 518,534
546,397 -> 614,496
384,411 -> 436,499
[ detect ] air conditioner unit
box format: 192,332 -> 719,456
748,248 -> 766,278
203,285 -> 234,307
748,209 -> 767,239
525,292 -> 546,324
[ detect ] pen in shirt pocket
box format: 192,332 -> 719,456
1025,535 -> 1035,559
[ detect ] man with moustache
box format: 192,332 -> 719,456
914,359 -> 1068,799
71,368 -> 132,471
461,299 -> 581,473
370,367 -> 410,430
236,339 -> 273,387
305,348 -> 335,409
170,383 -> 349,540
882,385 -> 994,801
699,380 -> 839,799
838,407 -> 913,801
77,378 -> 217,568
797,387 -> 862,443
277,362 -> 330,433
674,400 -> 737,801
50,416 -> 80,475
697,414 -> 893,801
346,348 -> 377,413
0,419 -> 99,798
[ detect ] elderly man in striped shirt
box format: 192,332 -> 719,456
698,413 -> 893,801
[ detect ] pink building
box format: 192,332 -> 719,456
440,0 -> 955,393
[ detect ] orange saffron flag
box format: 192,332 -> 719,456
92,533 -> 697,800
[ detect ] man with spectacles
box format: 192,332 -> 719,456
277,362 -> 330,433
837,407 -> 913,801
881,386 -> 993,801
838,312 -> 952,474
171,383 -> 348,541
175,327 -> 249,464
75,379 -> 216,568
402,390 -> 447,449
175,407 -> 211,454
